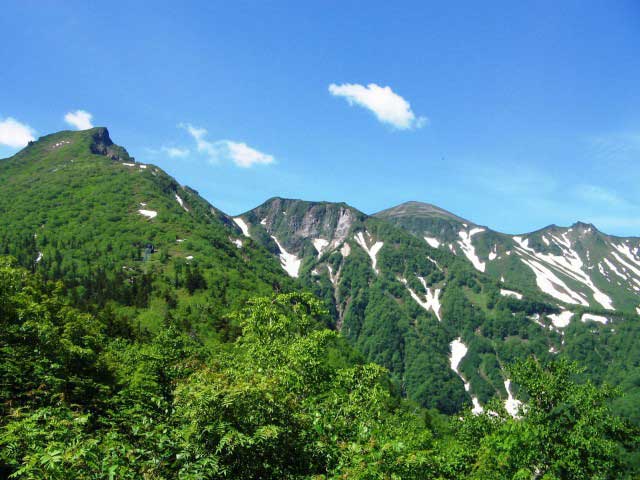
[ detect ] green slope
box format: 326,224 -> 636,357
0,127 -> 291,338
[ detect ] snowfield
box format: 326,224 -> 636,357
548,311 -> 574,328
312,238 -> 329,258
233,217 -> 250,237
271,236 -> 301,278
449,338 -> 483,414
512,236 -> 614,310
457,228 -> 486,272
424,236 -> 440,248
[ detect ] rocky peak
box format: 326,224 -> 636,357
89,127 -> 133,162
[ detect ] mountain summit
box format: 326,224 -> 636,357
375,201 -> 472,224
0,127 -> 290,335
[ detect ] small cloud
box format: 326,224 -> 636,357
223,141 -> 274,167
180,123 -> 274,168
328,82 -> 427,130
162,146 -> 190,158
0,117 -> 36,148
64,110 -> 93,130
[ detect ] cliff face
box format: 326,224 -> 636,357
89,127 -> 133,162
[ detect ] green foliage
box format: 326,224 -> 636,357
468,358 -> 637,479
1,261 -> 637,478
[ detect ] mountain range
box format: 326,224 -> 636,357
2,128 -> 640,418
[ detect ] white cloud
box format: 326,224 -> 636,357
329,83 -> 427,130
0,117 -> 36,148
64,110 -> 94,130
224,141 -> 274,167
162,146 -> 190,158
180,123 -> 274,168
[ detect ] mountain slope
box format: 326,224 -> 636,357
3,131 -> 640,422
0,128 -> 291,337
232,198 -> 573,414
376,201 -> 640,314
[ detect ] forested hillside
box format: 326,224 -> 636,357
1,129 -> 639,477
236,197 -> 640,421
0,128 -> 292,339
1,258 -> 637,478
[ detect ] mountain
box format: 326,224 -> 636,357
1,129 -> 640,476
0,127 -> 291,338
2,130 -> 640,420
234,197 -> 640,419
376,201 -> 640,314
233,198 -> 559,413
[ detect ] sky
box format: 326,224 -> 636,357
1,0 -> 639,235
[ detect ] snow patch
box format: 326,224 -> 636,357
513,236 -> 613,309
581,313 -> 608,325
175,194 -> 188,212
52,140 -> 70,148
450,338 -> 467,373
404,276 -> 441,320
603,258 -> 627,280
271,236 -> 301,278
122,162 -> 135,167
232,239 -> 243,248
354,232 -> 384,274
35,252 -> 43,263
521,257 -> 586,305
610,250 -> 640,278
260,218 -> 267,225
138,209 -> 157,219
424,236 -> 440,248
312,238 -> 329,258
427,256 -> 441,270
233,217 -> 250,238
504,379 -> 521,417
450,338 -> 483,414
500,289 -> 523,300
457,228 -> 486,272
548,311 -> 574,328
327,265 -> 337,285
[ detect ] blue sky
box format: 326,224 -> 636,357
1,1 -> 639,235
